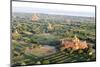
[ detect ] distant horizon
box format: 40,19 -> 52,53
12,1 -> 95,17
13,11 -> 95,18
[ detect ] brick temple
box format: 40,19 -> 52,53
61,36 -> 88,50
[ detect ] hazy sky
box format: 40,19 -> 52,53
12,1 -> 95,17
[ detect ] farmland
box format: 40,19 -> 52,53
11,12 -> 96,66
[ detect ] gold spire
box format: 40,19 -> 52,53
73,35 -> 79,43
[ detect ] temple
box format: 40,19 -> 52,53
31,13 -> 39,21
61,35 -> 88,50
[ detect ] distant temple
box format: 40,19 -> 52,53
61,35 -> 88,50
31,13 -> 39,21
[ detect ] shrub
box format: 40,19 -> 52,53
42,60 -> 50,64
